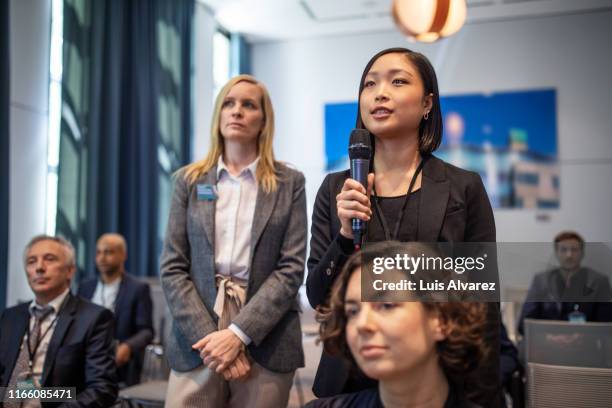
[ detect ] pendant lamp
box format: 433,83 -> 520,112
392,0 -> 467,43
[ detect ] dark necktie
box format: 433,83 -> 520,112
28,305 -> 54,353
4,305 -> 54,408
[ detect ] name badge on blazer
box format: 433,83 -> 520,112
197,184 -> 218,201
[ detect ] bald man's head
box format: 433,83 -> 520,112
95,233 -> 127,278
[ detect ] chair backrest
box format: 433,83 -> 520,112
528,363 -> 612,408
525,319 -> 612,407
142,277 -> 170,346
524,319 -> 612,368
140,344 -> 170,383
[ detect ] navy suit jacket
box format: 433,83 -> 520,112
0,293 -> 118,407
518,267 -> 612,335
78,273 -> 153,385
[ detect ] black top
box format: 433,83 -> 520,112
334,191 -> 421,253
369,190 -> 421,243
305,384 -> 481,408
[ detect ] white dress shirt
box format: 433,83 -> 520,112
90,276 -> 122,312
214,156 -> 259,345
214,156 -> 259,280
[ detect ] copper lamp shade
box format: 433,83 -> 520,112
392,0 -> 467,43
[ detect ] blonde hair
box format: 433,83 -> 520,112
182,75 -> 278,192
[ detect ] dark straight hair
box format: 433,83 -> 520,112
355,47 -> 443,155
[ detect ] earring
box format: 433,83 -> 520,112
424,111 -> 430,120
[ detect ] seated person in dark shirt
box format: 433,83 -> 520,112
518,231 -> 612,335
78,233 -> 153,386
307,242 -> 493,408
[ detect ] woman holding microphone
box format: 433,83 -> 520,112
307,48 -> 497,403
161,75 -> 307,407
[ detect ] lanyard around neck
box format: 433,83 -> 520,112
26,296 -> 68,370
372,159 -> 424,242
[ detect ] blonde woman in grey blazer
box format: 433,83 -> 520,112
160,75 -> 306,407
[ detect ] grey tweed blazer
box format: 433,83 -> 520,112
160,162 -> 307,373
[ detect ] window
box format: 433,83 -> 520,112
156,13 -> 192,255
46,0 -> 64,235
212,28 -> 231,102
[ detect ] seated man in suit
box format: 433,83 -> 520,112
0,235 -> 117,407
78,233 -> 153,387
518,230 -> 612,335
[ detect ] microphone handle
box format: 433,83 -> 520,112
350,158 -> 370,247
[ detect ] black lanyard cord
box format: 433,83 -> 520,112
372,159 -> 424,242
25,296 -> 68,369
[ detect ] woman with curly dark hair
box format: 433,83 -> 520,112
307,242 -> 490,408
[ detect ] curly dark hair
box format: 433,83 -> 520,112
317,241 -> 490,379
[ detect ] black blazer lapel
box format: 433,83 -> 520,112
418,156 -> 450,241
114,275 -> 130,321
41,293 -> 77,386
195,168 -> 217,250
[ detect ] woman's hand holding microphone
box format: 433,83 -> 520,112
337,174 -> 374,239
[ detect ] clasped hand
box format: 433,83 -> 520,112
192,329 -> 251,381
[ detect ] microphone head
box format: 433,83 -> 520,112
348,129 -> 372,160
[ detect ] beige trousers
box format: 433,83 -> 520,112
164,275 -> 294,407
165,362 -> 294,408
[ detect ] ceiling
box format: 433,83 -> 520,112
198,0 -> 612,42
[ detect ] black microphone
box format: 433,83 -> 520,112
348,129 -> 372,247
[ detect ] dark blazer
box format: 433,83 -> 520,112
160,163 -> 307,373
78,273 -> 154,385
307,154 -> 496,309
0,293 -> 118,407
307,154 -> 498,401
518,267 -> 612,335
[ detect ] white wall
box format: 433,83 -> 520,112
7,0 -> 51,306
252,11 -> 612,289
